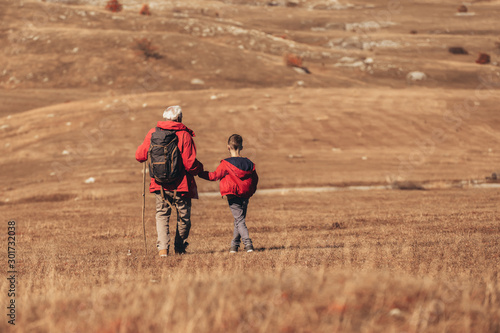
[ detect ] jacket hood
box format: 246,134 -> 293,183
222,158 -> 255,178
156,121 -> 195,137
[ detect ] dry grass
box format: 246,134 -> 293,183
1,1 -> 500,331
1,188 -> 499,332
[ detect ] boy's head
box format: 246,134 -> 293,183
227,134 -> 243,152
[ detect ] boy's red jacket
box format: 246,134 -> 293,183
199,157 -> 258,198
135,121 -> 203,199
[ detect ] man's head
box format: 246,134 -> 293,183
227,134 -> 243,152
163,105 -> 183,122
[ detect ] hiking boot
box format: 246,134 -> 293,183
229,246 -> 239,253
174,247 -> 186,255
174,241 -> 189,255
244,245 -> 254,253
158,249 -> 168,258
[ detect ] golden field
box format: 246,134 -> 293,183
1,0 -> 500,332
1,189 -> 499,332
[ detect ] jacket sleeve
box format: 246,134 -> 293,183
198,170 -> 210,180
135,128 -> 154,162
179,131 -> 204,176
211,162 -> 228,181
252,169 -> 259,189
199,162 -> 227,181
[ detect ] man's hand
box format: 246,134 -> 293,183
198,171 -> 210,180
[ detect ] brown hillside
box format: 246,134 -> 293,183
1,0 -> 500,331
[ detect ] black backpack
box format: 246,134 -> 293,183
148,127 -> 182,184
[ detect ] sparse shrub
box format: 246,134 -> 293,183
486,172 -> 499,182
330,222 -> 345,229
284,53 -> 311,74
391,181 -> 425,190
284,53 -> 303,68
134,38 -> 162,60
274,34 -> 289,39
449,46 -> 468,55
139,4 -> 151,16
105,0 -> 122,13
457,5 -> 467,13
476,53 -> 491,64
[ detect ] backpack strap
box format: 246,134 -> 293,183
161,187 -> 178,212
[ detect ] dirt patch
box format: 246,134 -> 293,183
13,193 -> 77,204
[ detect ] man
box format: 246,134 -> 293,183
135,106 -> 203,257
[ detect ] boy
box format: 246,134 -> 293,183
199,134 -> 258,253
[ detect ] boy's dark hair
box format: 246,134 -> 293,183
228,134 -> 243,150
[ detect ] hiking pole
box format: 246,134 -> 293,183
142,161 -> 148,255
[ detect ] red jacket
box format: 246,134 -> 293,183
199,157 -> 258,198
135,121 -> 203,199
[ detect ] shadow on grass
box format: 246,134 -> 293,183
254,243 -> 345,252
138,244 -> 346,257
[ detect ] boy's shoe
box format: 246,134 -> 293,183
244,245 -> 254,253
229,246 -> 239,253
158,249 -> 168,257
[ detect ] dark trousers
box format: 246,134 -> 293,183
228,196 -> 253,248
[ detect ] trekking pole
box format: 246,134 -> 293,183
142,161 -> 148,255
